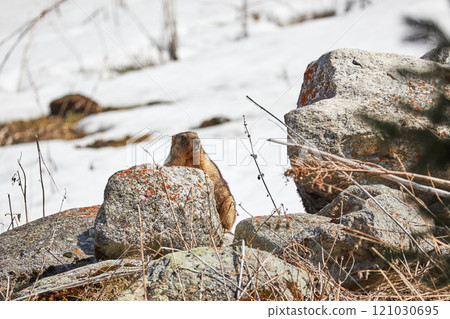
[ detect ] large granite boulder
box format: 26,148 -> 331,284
94,165 -> 224,260
285,48 -> 450,213
118,246 -> 314,301
0,205 -> 100,297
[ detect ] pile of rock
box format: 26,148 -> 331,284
1,49 -> 448,300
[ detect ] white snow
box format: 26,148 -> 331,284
1,0 -> 449,233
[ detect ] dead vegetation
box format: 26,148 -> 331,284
198,116 -> 231,128
245,96 -> 450,301
2,97 -> 449,302
0,93 -> 160,147
32,275 -> 137,301
0,114 -> 86,146
79,133 -> 151,149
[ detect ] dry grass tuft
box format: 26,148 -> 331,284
79,133 -> 151,149
34,275 -> 138,301
0,115 -> 86,146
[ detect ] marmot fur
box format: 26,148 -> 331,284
164,131 -> 236,231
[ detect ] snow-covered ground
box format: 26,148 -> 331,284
1,0 -> 449,233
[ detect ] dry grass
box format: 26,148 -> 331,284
0,112 -> 152,148
4,115 -> 448,301
197,116 -> 231,128
288,241 -> 449,301
33,275 -> 139,301
79,133 -> 151,149
0,114 -> 86,146
281,154 -> 450,301
354,259 -> 450,301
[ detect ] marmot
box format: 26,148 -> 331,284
164,131 -> 236,231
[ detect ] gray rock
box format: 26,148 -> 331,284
94,165 -> 223,260
234,185 -> 434,288
421,47 -> 450,65
285,48 -> 450,213
118,246 -> 312,301
0,205 -> 100,297
318,184 -> 420,218
13,259 -> 143,301
235,213 -> 335,254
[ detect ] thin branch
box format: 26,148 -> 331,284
7,194 -> 15,230
0,0 -> 68,75
17,156 -> 29,224
243,115 -> 279,211
137,204 -> 149,301
247,96 -> 446,274
15,267 -> 142,301
269,138 -> 450,199
372,247 -> 425,301
35,136 -> 45,217
236,240 -> 246,299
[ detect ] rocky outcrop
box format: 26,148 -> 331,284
235,185 -> 435,288
94,165 -> 224,260
285,48 -> 450,213
3,48 -> 447,300
118,246 -> 313,301
13,259 -> 142,301
0,205 -> 99,293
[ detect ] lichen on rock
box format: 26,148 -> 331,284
94,165 -> 224,260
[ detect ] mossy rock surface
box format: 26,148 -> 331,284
0,205 -> 100,296
94,165 -> 223,260
119,246 -> 311,301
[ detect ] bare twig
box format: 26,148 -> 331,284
58,188 -> 67,213
120,4 -> 165,64
243,115 -> 287,246
372,247 -> 425,301
0,0 -> 68,75
236,239 -> 246,299
5,276 -> 11,301
17,156 -> 29,223
270,138 -> 450,199
162,0 -> 178,61
7,194 -> 15,230
137,204 -> 149,301
15,267 -> 142,301
241,0 -> 249,38
35,136 -> 45,217
158,167 -> 189,250
376,264 -> 403,300
243,115 -> 279,211
246,96 -> 447,288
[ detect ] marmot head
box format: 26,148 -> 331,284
165,131 -> 202,166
